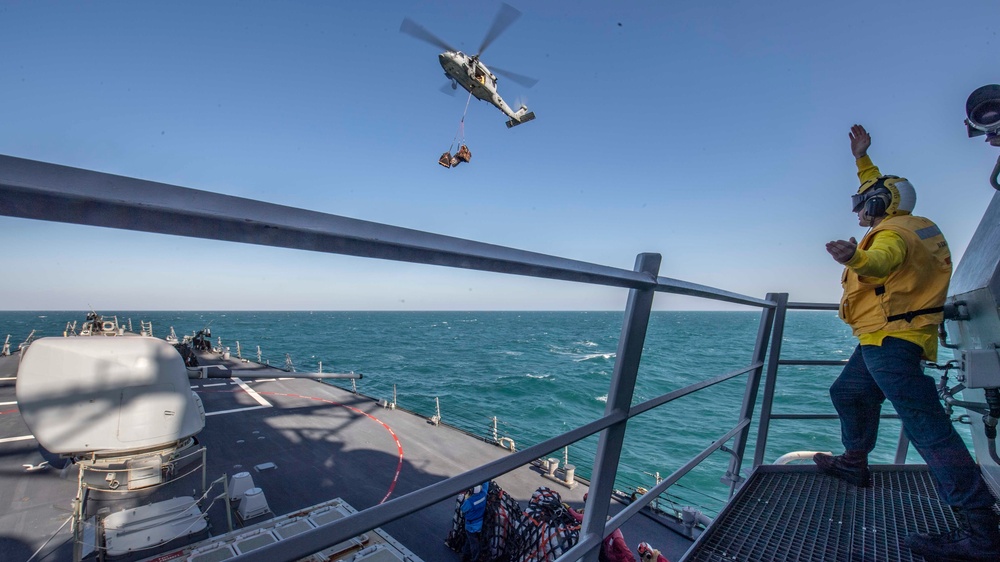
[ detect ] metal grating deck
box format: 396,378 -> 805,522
680,464 -> 991,562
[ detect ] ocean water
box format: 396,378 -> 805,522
0,310 -> 945,516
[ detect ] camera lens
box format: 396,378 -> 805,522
966,85 -> 1000,131
971,101 -> 1000,128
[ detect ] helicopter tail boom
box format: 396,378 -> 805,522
505,107 -> 536,128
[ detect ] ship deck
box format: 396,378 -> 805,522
0,348 -> 694,562
2,346 -> 987,562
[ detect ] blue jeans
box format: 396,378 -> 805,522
830,337 -> 995,509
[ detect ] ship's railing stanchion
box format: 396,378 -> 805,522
430,397 -> 441,426
202,448 -> 208,500
577,253 -> 660,562
749,293 -> 789,472
722,292 -> 782,495
641,471 -> 664,513
751,301 -> 853,467
221,473 -> 234,533
19,329 -> 36,351
72,462 -> 87,561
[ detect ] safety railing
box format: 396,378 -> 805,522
752,301 -> 913,467
0,154 -> 785,562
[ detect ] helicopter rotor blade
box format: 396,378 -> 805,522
477,2 -> 522,56
400,18 -> 457,52
490,65 -> 538,89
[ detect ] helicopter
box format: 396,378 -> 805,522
400,3 -> 537,128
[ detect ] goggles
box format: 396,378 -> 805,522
852,175 -> 899,213
638,542 -> 655,560
851,185 -> 890,213
851,190 -> 875,213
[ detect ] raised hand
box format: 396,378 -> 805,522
849,124 -> 870,159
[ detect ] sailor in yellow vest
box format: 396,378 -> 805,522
815,124 -> 999,561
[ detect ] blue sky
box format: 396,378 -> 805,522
1,1 -> 997,311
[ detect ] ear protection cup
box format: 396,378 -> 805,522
864,191 -> 887,218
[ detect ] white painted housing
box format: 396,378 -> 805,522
17,337 -> 205,455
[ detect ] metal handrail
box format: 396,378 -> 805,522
0,154 -> 781,562
752,297 -> 923,468
0,154 -> 770,309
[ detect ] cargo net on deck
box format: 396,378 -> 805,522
447,483 -> 581,562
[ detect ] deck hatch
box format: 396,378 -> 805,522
273,518 -> 316,540
188,544 -> 236,562
681,464 -> 967,562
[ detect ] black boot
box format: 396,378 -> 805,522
904,507 -> 1000,562
813,452 -> 871,487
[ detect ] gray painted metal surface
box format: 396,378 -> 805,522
949,191 -> 1000,298
943,190 -> 1000,495
0,154 -> 769,308
681,464 -> 967,562
577,253 -> 659,562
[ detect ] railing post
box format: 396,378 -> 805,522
894,427 -> 911,464
579,253 -> 660,562
752,293 -> 790,468
726,293 -> 780,496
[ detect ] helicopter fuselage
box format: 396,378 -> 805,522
401,5 -> 535,128
438,51 -> 521,120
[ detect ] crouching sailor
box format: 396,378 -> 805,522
817,124 -> 1000,561
460,482 -> 489,562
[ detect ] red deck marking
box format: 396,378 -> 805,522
255,391 -> 404,504
0,409 -> 19,415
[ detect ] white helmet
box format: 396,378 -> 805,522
851,175 -> 916,218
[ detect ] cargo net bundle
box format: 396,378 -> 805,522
447,483 -> 581,562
